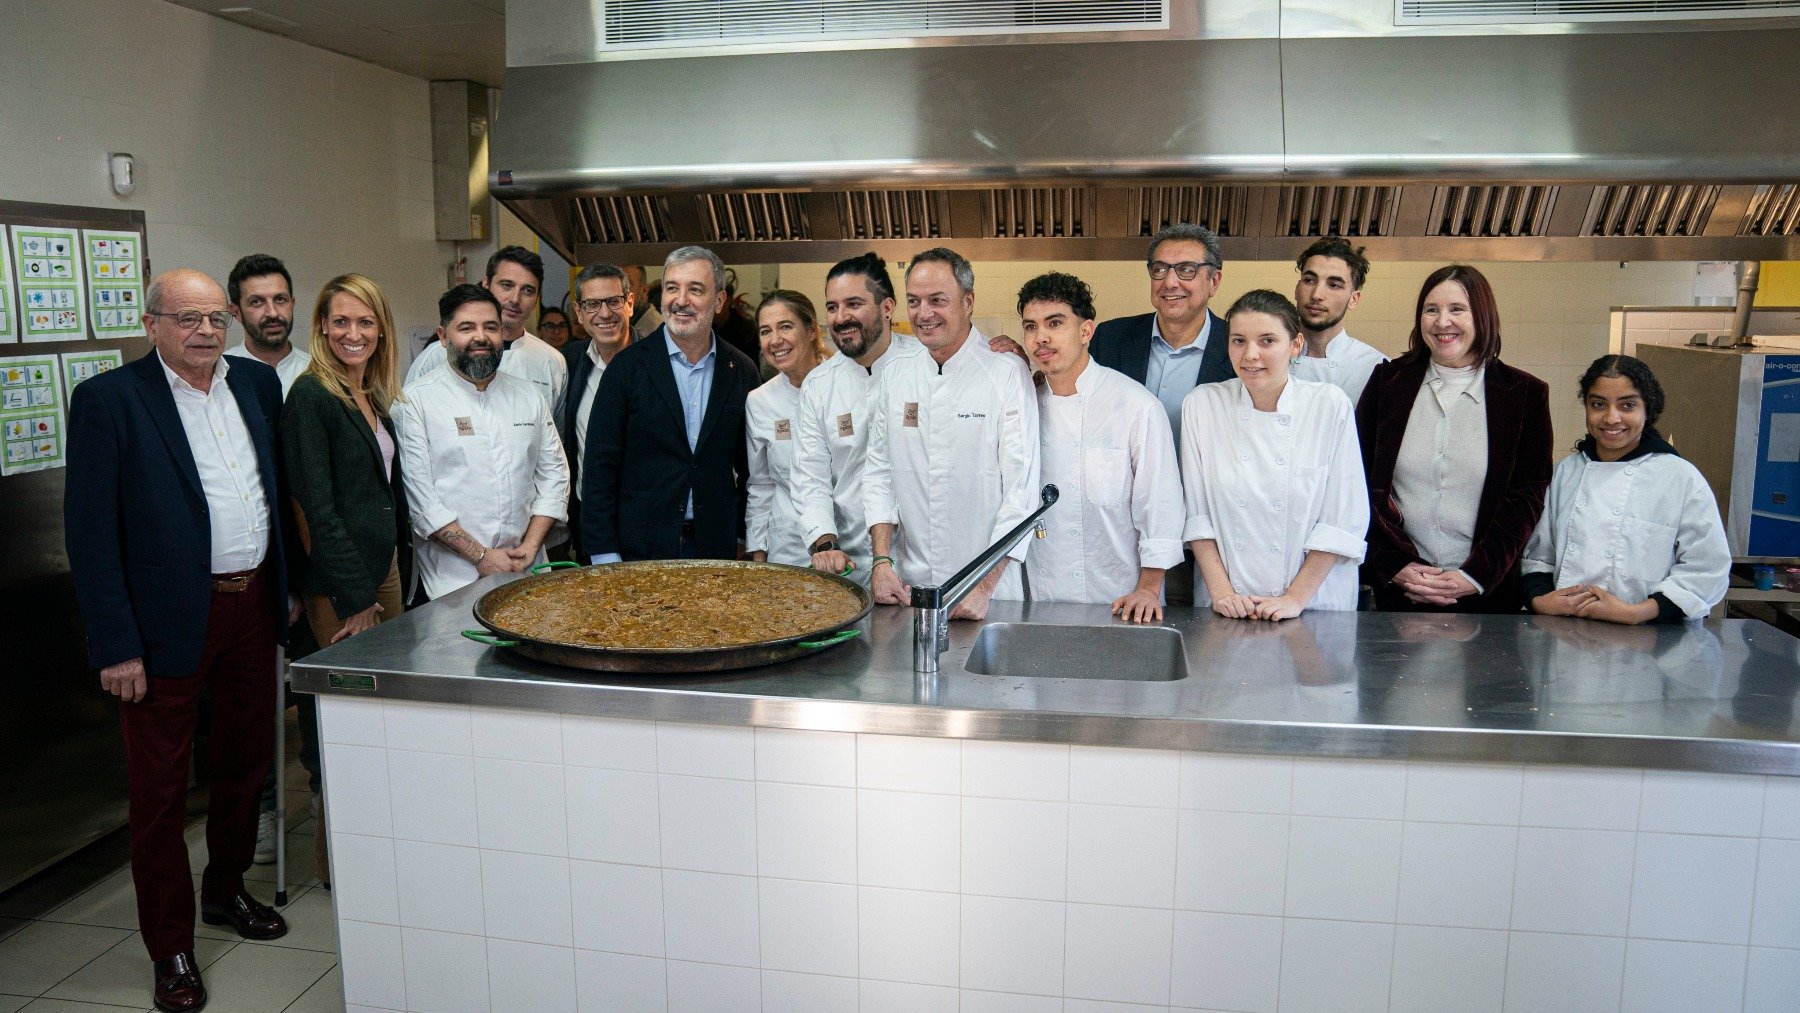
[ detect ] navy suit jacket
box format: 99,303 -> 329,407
580,329 -> 758,561
65,351 -> 290,678
560,338 -> 599,557
1089,310 -> 1234,390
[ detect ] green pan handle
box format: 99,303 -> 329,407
529,560 -> 580,574
461,629 -> 519,648
838,563 -> 856,577
799,628 -> 860,650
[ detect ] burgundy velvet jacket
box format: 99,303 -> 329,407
1354,352 -> 1553,612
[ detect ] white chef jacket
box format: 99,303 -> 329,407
406,330 -> 568,418
1289,330 -> 1385,407
791,332 -> 918,586
1522,445 -> 1730,618
1033,360 -> 1185,604
394,368 -> 570,599
863,329 -> 1041,599
1180,378 -> 1368,611
745,373 -> 809,567
158,353 -> 270,573
224,343 -> 311,397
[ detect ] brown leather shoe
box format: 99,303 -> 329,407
153,950 -> 207,1012
199,891 -> 288,940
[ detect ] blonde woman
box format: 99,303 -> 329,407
282,274 -> 409,646
745,289 -> 830,567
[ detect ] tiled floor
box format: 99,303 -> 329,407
0,721 -> 338,1013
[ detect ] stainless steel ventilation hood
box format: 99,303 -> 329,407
490,10 -> 1800,265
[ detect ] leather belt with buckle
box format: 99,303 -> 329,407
211,569 -> 257,593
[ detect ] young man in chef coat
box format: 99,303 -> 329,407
862,247 -> 1040,620
394,285 -> 570,600
795,252 -> 918,586
406,246 -> 569,419
1021,271 -> 1185,622
1289,236 -> 1386,405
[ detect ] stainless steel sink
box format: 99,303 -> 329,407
964,623 -> 1188,682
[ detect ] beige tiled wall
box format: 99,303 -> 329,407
776,259 -> 1702,455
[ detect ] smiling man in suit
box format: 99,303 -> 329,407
65,268 -> 293,1012
583,245 -> 759,561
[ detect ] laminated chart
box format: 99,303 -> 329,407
12,226 -> 86,342
61,348 -> 124,393
0,224 -> 15,343
83,229 -> 145,338
0,354 -> 65,475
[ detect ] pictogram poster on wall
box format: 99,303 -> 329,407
11,226 -> 86,343
61,348 -> 124,393
83,229 -> 145,339
0,353 -> 65,475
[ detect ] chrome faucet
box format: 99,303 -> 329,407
911,485 -> 1060,674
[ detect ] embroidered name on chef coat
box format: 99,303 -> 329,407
454,416 -> 474,436
903,402 -> 919,427
774,419 -> 792,440
837,412 -> 855,438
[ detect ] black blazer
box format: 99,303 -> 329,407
1356,352 -> 1553,612
282,374 -> 409,619
65,351 -> 290,678
581,328 -> 759,561
560,338 -> 599,558
1090,310 -> 1235,390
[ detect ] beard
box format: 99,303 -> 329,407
454,344 -> 501,381
244,317 -> 291,350
833,319 -> 877,358
1301,306 -> 1346,335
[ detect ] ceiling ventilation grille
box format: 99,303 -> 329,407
1741,184 -> 1800,236
1134,186 -> 1253,238
1582,184 -> 1720,237
572,195 -> 671,245
1427,185 -> 1558,238
984,187 -> 1092,238
1396,0 -> 1800,25
602,0 -> 1168,47
1279,186 -> 1398,238
700,192 -> 812,242
835,190 -> 947,240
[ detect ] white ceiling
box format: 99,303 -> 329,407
166,0 -> 506,86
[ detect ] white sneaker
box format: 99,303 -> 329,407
253,809 -> 277,865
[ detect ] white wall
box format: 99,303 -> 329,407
0,0 -> 450,361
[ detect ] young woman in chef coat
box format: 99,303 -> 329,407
1523,354 -> 1730,623
1180,290 -> 1370,618
745,290 -> 830,567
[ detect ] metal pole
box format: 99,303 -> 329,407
273,646 -> 287,907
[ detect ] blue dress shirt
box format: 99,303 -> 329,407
1144,314 -> 1210,443
591,332 -> 718,564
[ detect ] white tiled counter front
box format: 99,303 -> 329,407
319,697 -> 1800,1013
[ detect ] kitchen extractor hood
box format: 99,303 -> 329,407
490,2 -> 1800,264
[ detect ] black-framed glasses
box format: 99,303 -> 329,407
1147,260 -> 1217,282
145,310 -> 232,332
577,296 -> 628,314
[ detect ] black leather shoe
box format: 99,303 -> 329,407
153,951 -> 207,1012
199,891 -> 288,940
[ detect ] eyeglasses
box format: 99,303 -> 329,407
577,296 -> 628,314
1147,260 -> 1218,282
146,310 -> 232,332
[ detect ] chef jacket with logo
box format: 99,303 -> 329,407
862,329 -> 1041,599
745,373 -> 809,567
1180,377 -> 1368,611
791,332 -> 918,586
394,367 -> 570,599
1033,360 -> 1185,604
1522,438 -> 1729,619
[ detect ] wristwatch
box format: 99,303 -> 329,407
811,538 -> 839,555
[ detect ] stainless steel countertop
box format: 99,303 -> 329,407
290,574 -> 1800,775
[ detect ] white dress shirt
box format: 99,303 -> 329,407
158,353 -> 270,573
1393,361 -> 1488,589
572,340 -> 608,488
1523,446 -> 1730,618
394,368 -> 570,599
1180,378 -> 1368,611
745,373 -> 808,566
1034,360 -> 1185,604
406,330 -> 568,418
791,332 -> 918,585
224,343 -> 311,397
1289,330 -> 1386,406
863,328 -> 1041,599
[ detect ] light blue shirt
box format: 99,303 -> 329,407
590,332 -> 719,564
1144,314 -> 1210,442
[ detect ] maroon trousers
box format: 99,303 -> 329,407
120,568 -> 277,960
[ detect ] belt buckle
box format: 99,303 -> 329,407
213,573 -> 253,593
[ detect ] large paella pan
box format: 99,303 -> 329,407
461,559 -> 872,673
